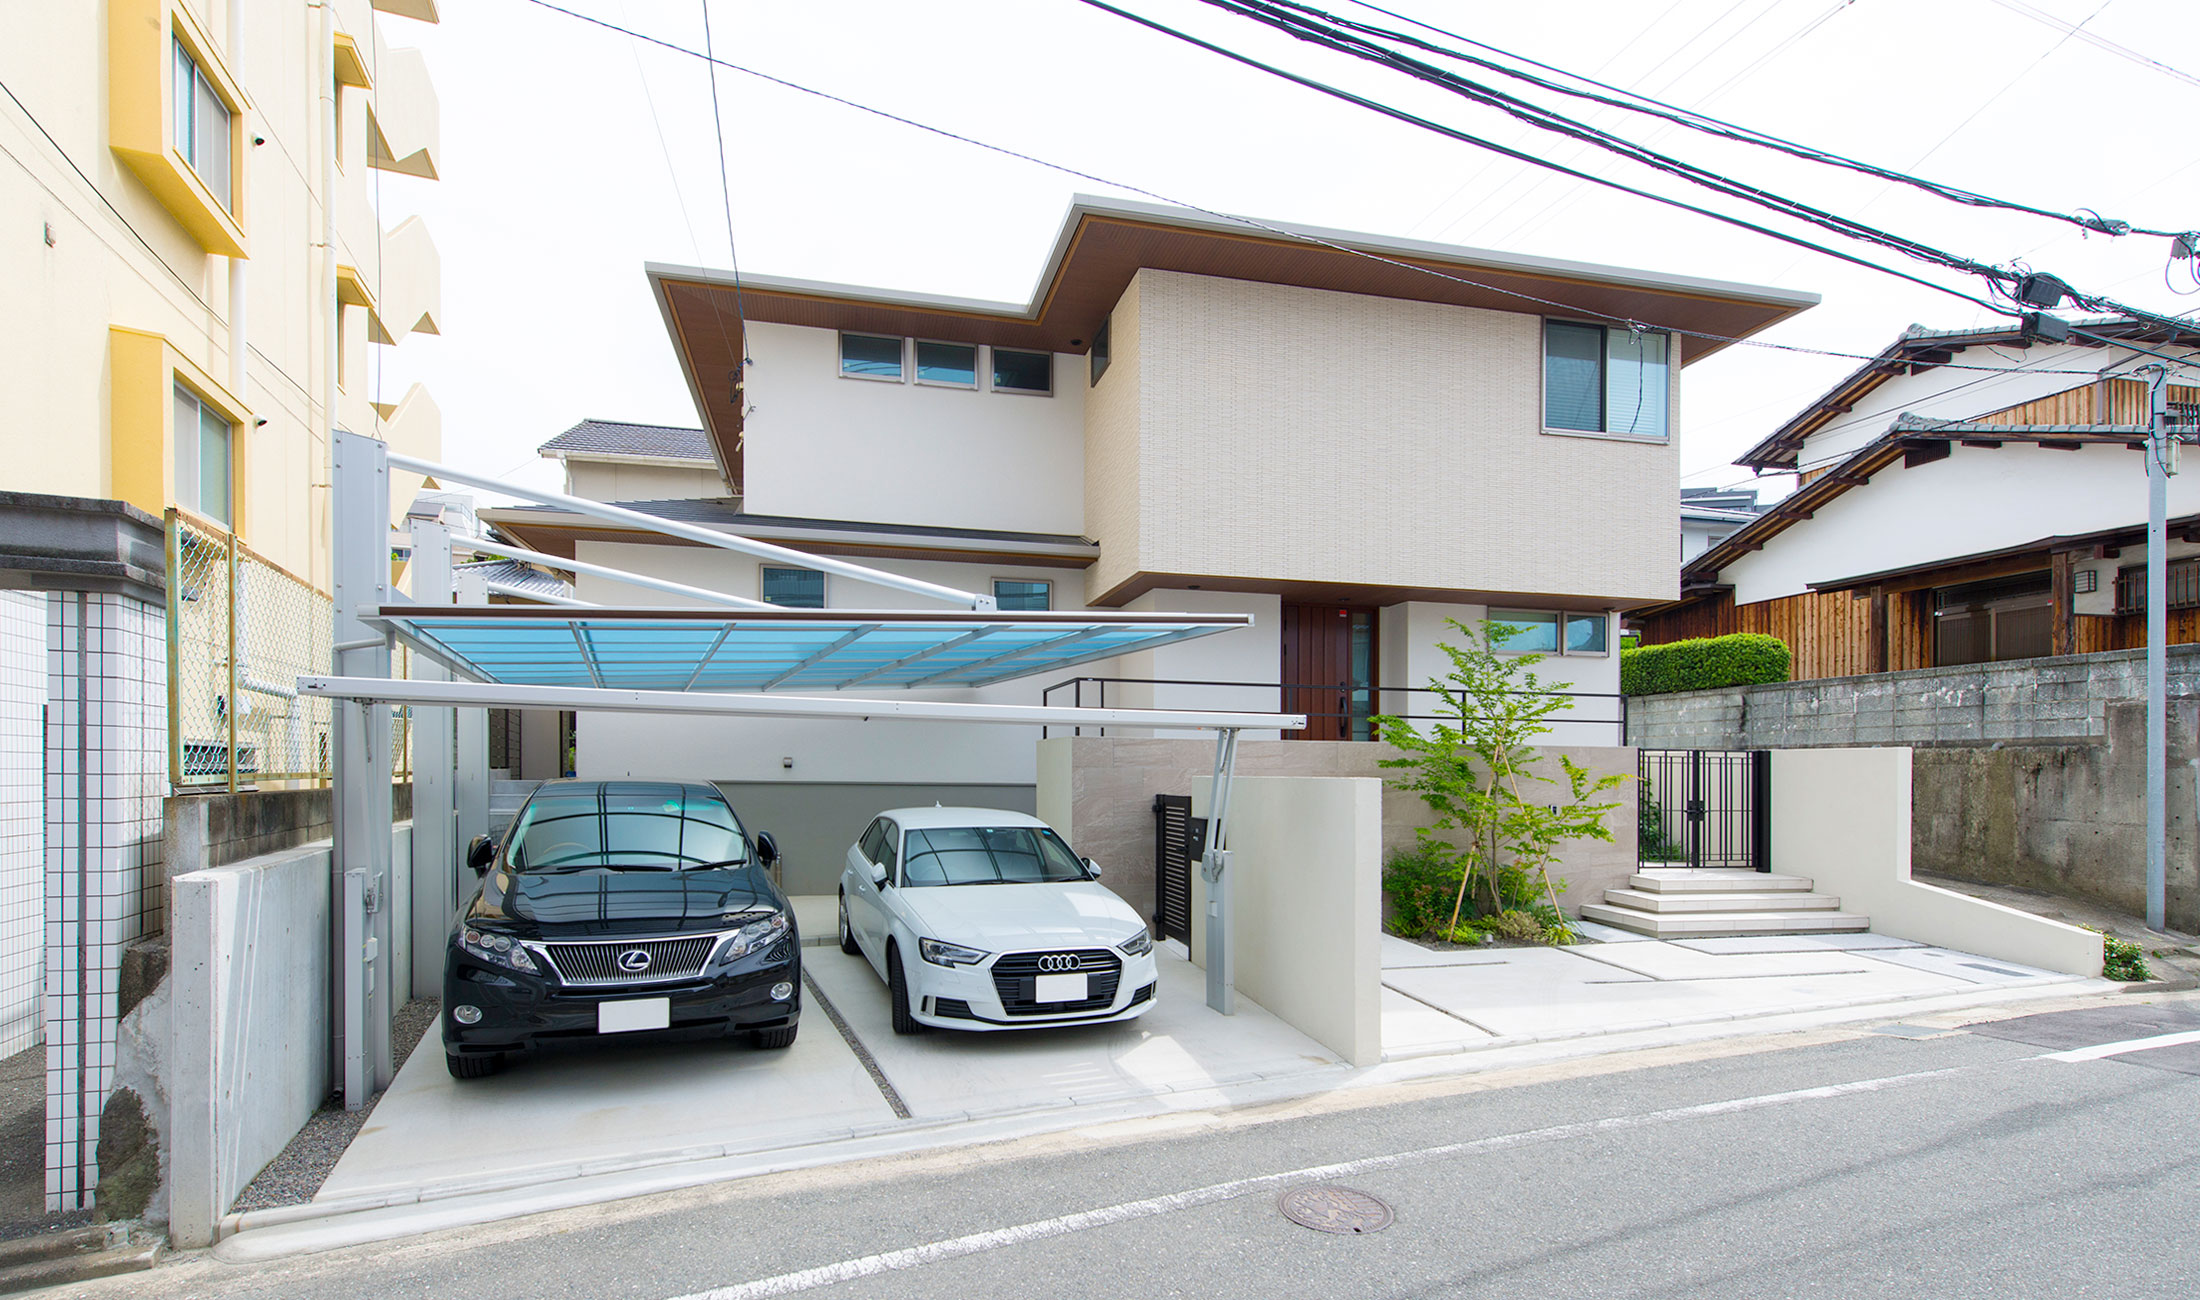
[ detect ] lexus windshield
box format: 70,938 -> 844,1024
900,826 -> 1089,886
506,786 -> 747,872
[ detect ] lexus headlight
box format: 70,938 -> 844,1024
459,927 -> 539,974
715,913 -> 790,963
1117,929 -> 1153,957
918,937 -> 988,967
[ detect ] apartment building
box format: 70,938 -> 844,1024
0,0 -> 444,1211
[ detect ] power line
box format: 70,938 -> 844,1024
697,0 -> 751,366
1335,0 -> 2182,241
511,0 -> 2152,380
1988,0 -> 2200,91
1076,0 -> 2017,314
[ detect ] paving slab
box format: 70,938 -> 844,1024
1570,919 -> 1660,943
804,947 -> 1344,1121
1378,934 -> 1514,969
1564,943 -> 1877,982
315,1008 -> 896,1203
1853,946 -> 2066,985
1674,934 -> 1926,954
1378,985 -> 1496,1057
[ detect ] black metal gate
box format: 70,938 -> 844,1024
1637,750 -> 1771,870
1151,794 -> 1198,942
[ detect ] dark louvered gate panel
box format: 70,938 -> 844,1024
1152,793 -> 1193,943
1636,749 -> 1771,870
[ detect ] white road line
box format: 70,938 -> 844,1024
2044,1028 -> 2200,1062
671,1066 -> 1965,1300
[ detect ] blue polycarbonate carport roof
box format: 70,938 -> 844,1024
371,605 -> 1252,692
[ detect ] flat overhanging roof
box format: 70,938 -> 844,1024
369,604 -> 1253,693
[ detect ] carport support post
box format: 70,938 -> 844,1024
408,517 -> 457,994
331,429 -> 395,1108
453,566 -> 490,886
1202,728 -> 1241,1015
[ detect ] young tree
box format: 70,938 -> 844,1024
1372,619 -> 1625,937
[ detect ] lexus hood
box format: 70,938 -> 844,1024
473,864 -> 779,934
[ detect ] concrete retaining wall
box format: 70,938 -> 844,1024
1036,737 -> 1637,927
1627,645 -> 2200,751
1188,777 -> 1383,1067
1772,749 -> 2100,977
168,823 -> 413,1248
1911,701 -> 2200,933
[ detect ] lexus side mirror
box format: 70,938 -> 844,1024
1083,857 -> 1102,879
466,835 -> 496,873
870,860 -> 888,886
754,832 -> 780,868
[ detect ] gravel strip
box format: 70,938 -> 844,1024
229,998 -> 440,1214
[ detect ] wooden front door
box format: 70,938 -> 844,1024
1281,604 -> 1378,741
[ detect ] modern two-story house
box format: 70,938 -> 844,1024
482,196 -> 1817,890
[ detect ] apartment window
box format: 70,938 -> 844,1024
173,381 -> 233,527
839,333 -> 905,381
1489,609 -> 1608,656
915,340 -> 978,388
760,565 -> 825,608
993,579 -> 1051,611
172,37 -> 232,209
1544,321 -> 1669,440
1089,317 -> 1111,387
991,348 -> 1053,396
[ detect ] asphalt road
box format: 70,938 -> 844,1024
80,995 -> 2200,1300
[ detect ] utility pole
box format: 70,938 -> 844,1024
2146,366 -> 2171,933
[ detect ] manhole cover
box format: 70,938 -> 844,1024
1278,1185 -> 1394,1234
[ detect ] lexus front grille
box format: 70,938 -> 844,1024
540,934 -> 718,986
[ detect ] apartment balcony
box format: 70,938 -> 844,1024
365,42 -> 439,179
371,0 -> 441,20
364,216 -> 441,344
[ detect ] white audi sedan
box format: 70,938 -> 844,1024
838,808 -> 1158,1033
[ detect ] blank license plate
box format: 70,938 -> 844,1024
598,998 -> 670,1034
1033,973 -> 1087,1003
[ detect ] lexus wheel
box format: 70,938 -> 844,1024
446,1051 -> 502,1080
752,1023 -> 798,1050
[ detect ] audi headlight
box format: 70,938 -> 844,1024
918,937 -> 988,967
715,913 -> 790,964
459,927 -> 539,974
1117,928 -> 1153,957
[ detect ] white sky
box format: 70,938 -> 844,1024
371,0 -> 2200,505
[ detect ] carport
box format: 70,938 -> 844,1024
308,430 -> 1305,1126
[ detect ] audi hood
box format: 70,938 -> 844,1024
895,881 -> 1145,948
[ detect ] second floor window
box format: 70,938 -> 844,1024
173,382 -> 232,527
1089,318 -> 1112,387
840,333 -> 904,381
1544,321 -> 1668,441
172,38 -> 232,208
992,348 -> 1052,396
993,579 -> 1052,611
760,565 -> 825,608
915,340 -> 978,388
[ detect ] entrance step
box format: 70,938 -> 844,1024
1580,904 -> 1873,939
1629,869 -> 1816,894
1601,888 -> 1843,915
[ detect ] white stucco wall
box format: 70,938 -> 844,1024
563,460 -> 726,503
739,322 -> 1086,533
1793,340 -> 2135,469
1377,601 -> 1622,747
1724,441 -> 2200,605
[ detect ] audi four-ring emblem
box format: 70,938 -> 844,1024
616,949 -> 653,973
1037,953 -> 1082,972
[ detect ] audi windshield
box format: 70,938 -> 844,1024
505,784 -> 748,872
899,826 -> 1091,886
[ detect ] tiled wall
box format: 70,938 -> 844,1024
0,593 -> 45,1059
44,592 -> 165,1211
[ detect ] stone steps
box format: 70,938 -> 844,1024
1586,869 -> 1871,938
0,1228 -> 161,1296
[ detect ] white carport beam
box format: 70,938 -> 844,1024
457,535 -> 777,611
298,675 -> 1307,731
388,452 -> 993,609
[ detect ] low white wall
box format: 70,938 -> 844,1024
1771,749 -> 2101,977
1191,777 -> 1383,1067
169,824 -> 414,1247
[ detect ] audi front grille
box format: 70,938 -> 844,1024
991,948 -> 1122,1016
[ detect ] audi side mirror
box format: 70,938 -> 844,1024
466,835 -> 496,874
754,832 -> 780,868
870,860 -> 888,887
1083,857 -> 1102,879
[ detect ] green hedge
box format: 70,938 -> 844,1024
1622,633 -> 1791,696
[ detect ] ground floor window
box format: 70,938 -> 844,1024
1933,572 -> 2051,666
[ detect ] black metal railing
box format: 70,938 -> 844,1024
1038,676 -> 1627,743
1637,749 -> 1770,870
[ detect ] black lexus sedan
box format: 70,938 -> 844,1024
442,780 -> 800,1079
